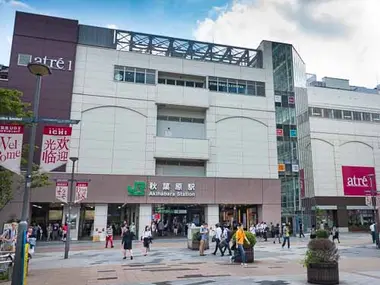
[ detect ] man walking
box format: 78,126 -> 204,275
212,224 -> 223,255
220,226 -> 232,256
282,223 -> 291,249
370,222 -> 376,244
299,221 -> 305,238
230,223 -> 250,267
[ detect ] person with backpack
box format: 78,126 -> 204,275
219,225 -> 232,256
1,222 -> 18,252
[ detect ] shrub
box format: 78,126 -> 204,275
302,238 -> 340,267
316,229 -> 329,239
192,231 -> 201,242
231,231 -> 257,248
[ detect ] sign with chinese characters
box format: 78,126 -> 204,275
148,182 -> 196,197
75,182 -> 88,203
0,124 -> 24,174
55,181 -> 69,203
278,164 -> 285,172
40,126 -> 72,172
292,164 -> 299,172
276,129 -> 283,136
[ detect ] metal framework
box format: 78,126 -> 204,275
114,30 -> 262,68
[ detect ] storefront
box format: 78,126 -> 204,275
24,173 -> 281,241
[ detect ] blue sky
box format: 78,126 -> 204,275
1,0 -> 379,87
0,0 -> 228,65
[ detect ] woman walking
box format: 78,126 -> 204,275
142,226 -> 152,256
332,226 -> 340,243
121,226 -> 134,260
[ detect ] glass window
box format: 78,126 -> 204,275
167,79 -> 175,85
18,54 -> 32,66
247,82 -> 255,95
180,117 -> 192,122
353,111 -> 362,121
146,70 -> 156,84
176,80 -> 185,86
135,68 -> 145,83
186,81 -> 195,87
158,78 -> 166,84
323,109 -> 333,118
372,113 -> 380,122
256,82 -> 265,96
289,108 -> 296,125
193,118 -> 205,123
157,115 -> 167,121
218,78 -> 227,92
195,82 -> 204,88
343,110 -> 352,120
333,109 -> 342,119
114,68 -> 124,81
168,116 -> 180,122
209,78 -> 217,91
125,67 -> 135,82
362,112 -> 371,121
312,107 -> 322,116
237,81 -> 246,94
228,79 -> 238,93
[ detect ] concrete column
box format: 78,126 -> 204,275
62,205 -> 80,241
94,204 -> 108,242
206,204 -> 219,226
261,204 -> 281,225
138,204 -> 152,236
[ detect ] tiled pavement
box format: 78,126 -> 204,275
4,233 -> 380,285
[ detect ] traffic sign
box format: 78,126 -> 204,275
0,116 -> 80,125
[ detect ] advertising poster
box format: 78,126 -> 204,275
0,124 -> 24,174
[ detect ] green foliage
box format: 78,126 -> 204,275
232,230 -> 257,248
316,229 -> 330,239
192,231 -> 201,242
315,207 -> 324,225
302,238 -> 340,267
0,88 -> 50,213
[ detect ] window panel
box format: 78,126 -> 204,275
125,70 -> 134,82
323,109 -> 333,118
114,69 -> 124,81
176,80 -> 185,86
353,111 -> 362,121
209,79 -> 217,91
373,113 -> 380,122
343,110 -> 352,120
256,82 -> 266,96
237,81 -> 246,94
247,82 -> 255,95
135,68 -> 145,83
218,78 -> 227,92
228,79 -> 238,93
312,107 -> 322,116
195,82 -> 204,88
186,81 -> 195,87
167,79 -> 175,85
362,112 -> 371,121
158,78 -> 166,84
333,109 -> 342,119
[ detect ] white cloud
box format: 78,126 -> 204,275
194,0 -> 380,87
107,24 -> 118,30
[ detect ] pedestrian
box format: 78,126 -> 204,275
61,223 -> 68,242
105,224 -> 114,248
332,226 -> 340,243
219,226 -> 232,256
281,223 -> 290,249
141,226 -> 152,256
370,222 -> 376,244
212,224 -> 223,255
230,223 -> 250,267
199,222 -> 208,256
299,221 -> 305,238
273,223 -> 281,244
310,225 -> 316,239
121,226 -> 134,260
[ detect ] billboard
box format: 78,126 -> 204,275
342,166 -> 377,196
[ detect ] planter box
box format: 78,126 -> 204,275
307,263 -> 339,285
233,247 -> 254,263
187,240 -> 209,250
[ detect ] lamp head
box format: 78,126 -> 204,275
69,157 -> 79,162
27,63 -> 51,76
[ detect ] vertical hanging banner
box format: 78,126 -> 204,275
75,182 -> 88,203
55,181 -> 69,203
0,124 -> 24,174
40,126 -> 72,172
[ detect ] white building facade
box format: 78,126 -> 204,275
298,76 -> 380,232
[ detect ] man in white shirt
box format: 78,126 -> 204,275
212,224 -> 223,255
370,223 -> 376,244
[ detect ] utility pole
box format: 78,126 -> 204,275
366,174 -> 379,249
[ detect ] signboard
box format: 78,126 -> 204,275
342,166 -> 377,196
292,164 -> 299,172
300,168 -> 305,198
75,182 -> 88,203
288,96 -> 295,104
278,164 -> 285,172
55,181 -> 69,203
17,53 -> 73,71
290,129 -> 297,137
0,124 -> 24,174
148,182 -> 196,197
127,181 -> 146,196
276,129 -> 284,136
274,95 -> 282,103
40,126 -> 72,172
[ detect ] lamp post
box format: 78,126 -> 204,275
64,157 -> 78,259
367,174 -> 380,248
12,63 -> 51,285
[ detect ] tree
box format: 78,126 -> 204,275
0,88 -> 50,213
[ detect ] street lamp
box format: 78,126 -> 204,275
366,174 -> 380,249
64,157 -> 78,259
12,63 -> 51,285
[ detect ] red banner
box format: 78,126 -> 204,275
342,166 -> 377,196
0,124 -> 24,174
40,126 -> 72,172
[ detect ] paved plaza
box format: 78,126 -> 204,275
6,233 -> 380,285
